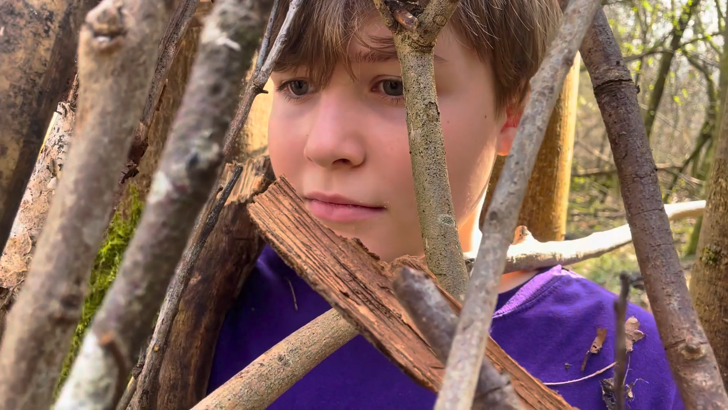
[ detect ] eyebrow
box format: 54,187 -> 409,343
351,48 -> 449,64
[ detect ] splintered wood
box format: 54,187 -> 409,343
247,176 -> 573,409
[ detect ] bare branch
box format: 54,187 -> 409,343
574,2 -> 728,406
0,0 -> 176,407
193,309 -> 358,410
0,0 -> 98,255
127,164 -> 243,409
393,267 -> 522,410
372,0 -> 470,300
505,200 -> 705,273
53,0 -> 272,408
438,1 -> 601,408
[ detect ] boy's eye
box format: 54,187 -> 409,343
287,80 -> 310,96
380,79 -> 404,97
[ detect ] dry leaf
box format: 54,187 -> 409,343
582,327 -> 607,371
625,316 -> 645,352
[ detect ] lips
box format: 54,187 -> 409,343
304,193 -> 385,223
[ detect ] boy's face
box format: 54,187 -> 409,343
268,17 -> 517,262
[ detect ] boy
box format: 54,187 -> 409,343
207,0 -> 684,408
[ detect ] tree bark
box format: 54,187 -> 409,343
54,1 -> 273,408
643,0 -> 702,140
482,55 -> 580,242
0,99 -> 75,340
576,4 -> 728,408
0,0 -> 99,256
0,0 -> 176,408
689,87 -> 728,388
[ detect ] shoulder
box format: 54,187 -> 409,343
491,267 -> 684,410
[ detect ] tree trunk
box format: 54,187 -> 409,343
689,88 -> 728,388
482,55 -> 580,242
643,0 -> 701,140
0,0 -> 100,256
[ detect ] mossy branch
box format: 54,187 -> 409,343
0,0 -> 176,408
373,0 -> 469,301
438,1 -> 600,408
54,0 -> 272,408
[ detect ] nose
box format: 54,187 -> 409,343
304,91 -> 366,169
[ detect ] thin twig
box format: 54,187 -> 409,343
614,273 -> 630,410
393,267 -> 522,410
542,362 -> 616,386
53,0 -> 272,408
223,0 -> 301,158
373,0 -> 470,300
128,165 -> 243,409
438,1 -> 601,408
0,0 -> 176,408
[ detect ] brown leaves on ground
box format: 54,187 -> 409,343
582,327 -> 607,371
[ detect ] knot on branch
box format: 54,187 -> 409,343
85,3 -> 127,52
384,0 -> 421,31
680,336 -> 707,361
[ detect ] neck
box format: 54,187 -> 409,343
459,209 -> 537,294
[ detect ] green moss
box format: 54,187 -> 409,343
53,189 -> 144,398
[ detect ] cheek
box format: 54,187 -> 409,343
440,98 -> 498,217
267,101 -> 306,182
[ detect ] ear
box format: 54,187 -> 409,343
496,103 -> 524,156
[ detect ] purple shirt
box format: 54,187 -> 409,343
207,246 -> 684,409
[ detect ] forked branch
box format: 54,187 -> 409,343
438,1 -> 601,408
372,0 -> 470,300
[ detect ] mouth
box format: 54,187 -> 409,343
304,193 -> 385,223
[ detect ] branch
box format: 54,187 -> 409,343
571,163 -> 682,177
123,0 -> 200,184
53,0 -> 272,408
0,0 -> 177,407
193,309 -> 359,410
372,0 -> 470,300
438,1 -> 601,408
393,267 -> 522,410
613,273 -> 630,410
574,2 -> 728,406
129,2 -> 296,406
0,0 -> 98,256
505,200 -> 705,273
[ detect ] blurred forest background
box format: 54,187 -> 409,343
571,0 -> 723,307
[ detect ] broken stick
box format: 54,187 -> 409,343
248,177 -> 573,409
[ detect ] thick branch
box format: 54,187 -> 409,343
0,0 -> 99,255
575,3 -> 728,407
438,2 -> 600,408
0,0 -> 175,408
54,1 -> 272,408
373,0 -> 469,300
193,309 -> 359,409
393,267 -> 522,410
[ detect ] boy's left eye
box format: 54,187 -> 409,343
378,79 -> 404,97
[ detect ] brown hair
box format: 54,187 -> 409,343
268,0 -> 561,112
